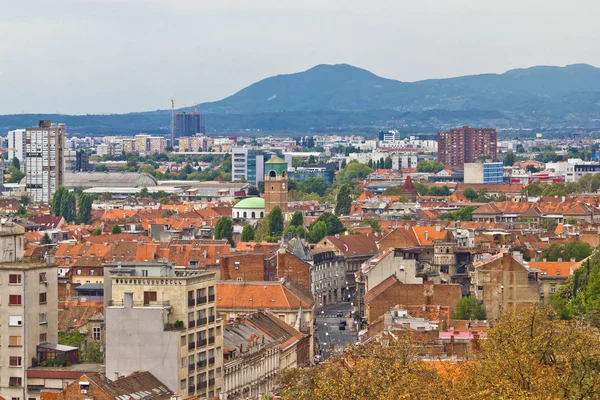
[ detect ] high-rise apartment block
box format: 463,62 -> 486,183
0,226 -> 58,400
133,134 -> 167,156
179,135 -> 209,152
175,112 -> 205,138
122,138 -> 135,154
8,129 -> 26,170
104,262 -> 223,399
25,120 -> 65,203
437,126 -> 497,169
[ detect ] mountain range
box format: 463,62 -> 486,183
2,63 -> 600,135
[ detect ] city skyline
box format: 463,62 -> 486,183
1,0 -> 599,114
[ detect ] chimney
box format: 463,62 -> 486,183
570,258 -> 576,262
558,258 -> 562,262
424,231 -> 429,241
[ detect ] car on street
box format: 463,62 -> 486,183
339,322 -> 346,330
336,311 -> 343,317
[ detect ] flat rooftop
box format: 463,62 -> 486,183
0,262 -> 54,270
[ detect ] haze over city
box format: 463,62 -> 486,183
1,0 -> 599,114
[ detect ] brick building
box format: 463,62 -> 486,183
437,126 -> 497,169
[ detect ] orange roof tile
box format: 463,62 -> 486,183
216,282 -> 312,309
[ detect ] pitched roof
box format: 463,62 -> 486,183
528,261 -> 580,277
28,215 -> 65,229
363,275 -> 400,304
324,234 -> 379,256
58,302 -> 105,332
217,281 -> 313,309
78,371 -> 172,399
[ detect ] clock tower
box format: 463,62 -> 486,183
264,156 -> 288,215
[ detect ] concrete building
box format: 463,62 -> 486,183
437,126 -> 497,170
287,164 -> 336,184
359,249 -> 422,294
349,152 -> 419,171
134,134 -> 150,155
311,250 -> 346,306
148,136 -> 167,154
464,162 -> 504,184
472,253 -> 540,320
175,111 -> 205,138
231,148 -> 268,186
104,261 -> 223,399
25,120 -> 65,203
122,138 -> 135,154
263,156 -> 288,215
8,129 -> 26,170
0,226 -> 59,400
179,134 -> 209,152
565,161 -> 600,182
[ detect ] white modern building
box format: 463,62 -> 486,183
25,120 -> 65,203
8,129 -> 26,170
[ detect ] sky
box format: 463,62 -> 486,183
1,0 -> 598,114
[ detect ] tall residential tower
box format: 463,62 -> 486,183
437,126 -> 497,170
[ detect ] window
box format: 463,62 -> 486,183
550,285 -> 557,294
181,357 -> 186,367
141,270 -> 149,277
39,292 -> 47,304
92,327 -> 101,341
39,272 -> 47,283
76,269 -> 81,275
9,316 -> 22,326
40,333 -> 47,343
9,356 -> 22,367
234,262 -> 240,270
9,336 -> 22,347
181,379 -> 186,390
236,277 -> 243,282
9,274 -> 21,284
181,335 -> 186,346
9,377 -> 22,387
39,313 -> 47,324
9,295 -> 22,305
143,291 -> 157,305
90,270 -> 94,276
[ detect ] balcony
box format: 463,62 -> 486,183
209,378 -> 215,387
197,338 -> 207,347
198,296 -> 208,304
209,337 -> 215,345
188,320 -> 196,328
208,315 -> 215,323
188,342 -> 196,350
198,381 -> 207,390
197,359 -> 207,368
208,357 -> 215,365
208,294 -> 215,302
189,363 -> 196,372
188,298 -> 196,307
188,385 -> 196,394
198,317 -> 207,326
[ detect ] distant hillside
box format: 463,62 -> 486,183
1,63 -> 600,134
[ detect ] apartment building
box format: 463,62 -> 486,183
437,126 -> 497,169
0,226 -> 58,400
104,261 -> 223,399
122,138 -> 135,154
25,120 -> 65,203
8,129 -> 26,170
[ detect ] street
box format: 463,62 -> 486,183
314,302 -> 357,360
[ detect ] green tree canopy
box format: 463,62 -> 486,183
94,164 -> 108,172
267,206 -> 284,237
363,218 -> 381,233
77,193 -> 93,224
11,156 -> 20,170
503,151 -> 516,166
541,241 -> 592,262
307,221 -> 328,244
311,212 -> 345,236
440,205 -> 477,221
336,161 -> 373,184
452,296 -> 486,320
298,177 -> 328,197
463,187 -> 478,201
110,224 -> 122,234
290,211 -> 304,227
92,228 -> 102,236
214,216 -> 234,245
416,160 -> 444,173
40,232 -> 52,245
6,165 -> 25,183
334,184 -> 352,216
241,224 -> 255,242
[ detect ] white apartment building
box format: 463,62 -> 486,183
8,129 -> 26,170
349,152 -> 419,171
104,262 -> 223,399
0,226 -> 58,400
25,120 -> 65,203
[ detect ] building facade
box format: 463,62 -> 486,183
25,120 -> 65,203
437,126 -> 497,169
464,162 -> 504,184
104,262 -> 223,399
175,112 -> 206,138
8,129 -> 26,171
0,228 -> 58,400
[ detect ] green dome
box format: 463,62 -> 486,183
265,155 -> 287,164
234,197 -> 265,209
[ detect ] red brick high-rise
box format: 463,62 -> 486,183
437,126 -> 497,169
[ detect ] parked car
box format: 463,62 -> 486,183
336,311 -> 344,317
339,322 -> 346,330
339,320 -> 347,326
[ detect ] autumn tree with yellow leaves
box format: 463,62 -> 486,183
278,306 -> 600,400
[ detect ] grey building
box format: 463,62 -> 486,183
287,163 -> 336,184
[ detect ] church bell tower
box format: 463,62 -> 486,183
263,156 -> 288,215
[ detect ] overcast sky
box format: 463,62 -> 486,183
1,0 -> 598,114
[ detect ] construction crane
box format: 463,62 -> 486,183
169,98 -> 175,149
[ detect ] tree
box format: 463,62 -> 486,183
241,224 -> 255,242
428,185 -> 450,196
336,161 -> 373,184
440,206 -> 477,221
452,296 -> 486,320
541,241 -> 592,262
290,211 -> 304,227
539,218 -> 558,233
10,156 -> 20,170
416,160 -> 444,173
307,221 -> 328,244
306,137 -> 315,148
92,228 -> 102,236
384,157 -> 393,169
110,224 -> 122,234
363,218 -> 381,233
40,233 -> 52,245
247,186 -> 260,196
334,184 -> 352,216
19,195 -> 31,206
516,143 -> 525,153
267,206 -> 284,237
214,216 -> 234,245
94,164 -> 108,172
6,165 -> 25,183
311,212 -> 345,236
15,205 -> 27,216
60,192 -> 76,222
77,193 -> 92,224
51,187 -> 66,216
463,187 -> 478,201
139,187 -> 149,198
503,151 -> 516,166
299,177 -> 328,197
